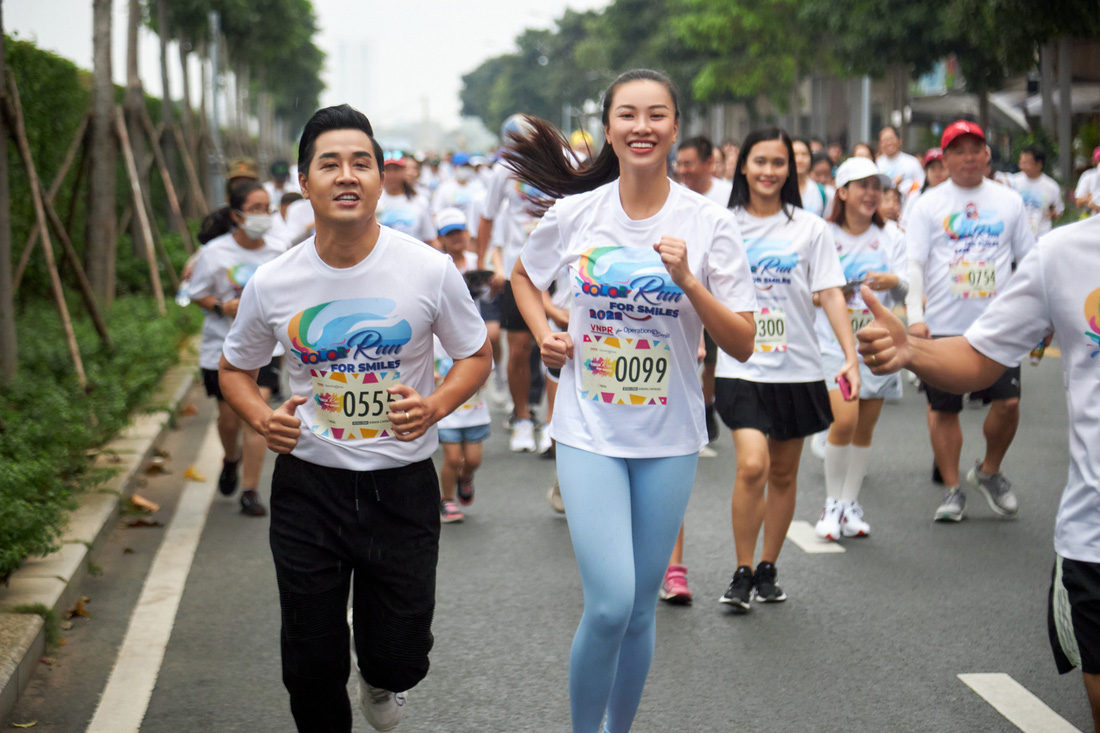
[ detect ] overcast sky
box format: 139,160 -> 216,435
4,0 -> 609,131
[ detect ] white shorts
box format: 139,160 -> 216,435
821,351 -> 902,401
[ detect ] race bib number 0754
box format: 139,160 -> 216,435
949,260 -> 996,300
309,369 -> 400,440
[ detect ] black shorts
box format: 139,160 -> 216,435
500,281 -> 530,333
1048,555 -> 1100,675
714,378 -> 833,442
924,364 -> 1021,413
703,330 -> 717,366
203,356 -> 281,401
479,292 -> 502,322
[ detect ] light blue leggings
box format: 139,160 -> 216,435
556,442 -> 698,733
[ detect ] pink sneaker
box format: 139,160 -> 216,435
439,499 -> 465,523
658,564 -> 693,605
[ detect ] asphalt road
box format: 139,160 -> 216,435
9,350 -> 1090,732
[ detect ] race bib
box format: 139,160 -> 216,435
309,368 -> 401,440
754,308 -> 787,353
948,261 -> 996,300
848,307 -> 873,342
580,334 -> 670,406
457,387 -> 484,412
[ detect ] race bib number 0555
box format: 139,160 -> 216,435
309,369 -> 400,440
580,334 -> 670,406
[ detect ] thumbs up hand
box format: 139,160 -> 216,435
264,395 -> 307,453
857,286 -> 909,375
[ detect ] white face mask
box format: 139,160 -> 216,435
241,213 -> 273,239
454,166 -> 473,183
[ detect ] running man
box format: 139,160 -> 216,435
219,104 -> 491,733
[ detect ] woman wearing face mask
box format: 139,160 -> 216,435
812,158 -> 907,542
190,179 -> 286,516
716,128 -> 858,613
507,69 -> 757,732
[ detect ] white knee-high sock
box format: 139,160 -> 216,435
824,443 -> 850,502
842,445 -> 871,503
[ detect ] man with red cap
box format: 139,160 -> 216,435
903,120 -> 1036,523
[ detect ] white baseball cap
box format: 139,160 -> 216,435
435,207 -> 468,235
835,157 -> 891,189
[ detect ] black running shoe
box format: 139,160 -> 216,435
719,566 -> 754,613
456,477 -> 474,506
239,489 -> 267,517
932,461 -> 944,485
219,459 -> 239,496
753,561 -> 787,603
705,403 -> 719,443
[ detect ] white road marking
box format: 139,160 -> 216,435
958,673 -> 1081,733
785,520 -> 846,554
86,420 -> 221,733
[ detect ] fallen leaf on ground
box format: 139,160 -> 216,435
12,720 -> 37,727
130,494 -> 160,512
180,403 -> 198,416
59,621 -> 73,631
154,447 -> 171,458
123,518 -> 164,528
144,457 -> 168,475
123,547 -> 135,554
182,465 -> 206,482
67,596 -> 91,618
39,657 -> 55,665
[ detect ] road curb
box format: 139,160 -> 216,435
0,336 -> 200,728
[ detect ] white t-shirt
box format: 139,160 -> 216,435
964,216 -> 1100,562
264,180 -> 300,204
520,180 -> 756,458
876,152 -> 925,199
701,177 -> 733,207
1074,168 -> 1098,202
716,207 -> 845,383
283,199 -> 315,243
431,179 -> 485,220
434,337 -> 490,429
1011,172 -> 1064,237
222,228 -> 487,471
189,232 -> 285,370
906,179 -> 1035,335
800,179 -> 835,219
376,190 -> 436,243
482,162 -> 543,280
814,222 -> 907,359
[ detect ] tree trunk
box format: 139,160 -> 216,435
177,42 -> 200,218
978,85 -> 991,133
124,0 -> 146,257
87,0 -> 117,307
155,0 -> 180,230
1040,41 -> 1055,133
0,8 -> 17,381
1057,35 -> 1072,184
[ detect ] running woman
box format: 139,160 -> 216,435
219,105 -> 491,733
376,150 -> 437,245
189,179 -> 285,517
812,158 -> 908,541
507,69 -> 757,732
857,213 -> 1100,732
715,127 -> 859,613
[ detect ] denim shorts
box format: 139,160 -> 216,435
438,423 -> 491,444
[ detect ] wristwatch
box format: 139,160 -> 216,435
212,301 -> 223,317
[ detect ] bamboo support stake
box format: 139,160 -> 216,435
139,107 -> 194,254
114,106 -> 166,315
4,72 -> 87,388
170,121 -> 207,215
12,114 -> 89,290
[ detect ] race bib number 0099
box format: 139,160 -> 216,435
754,308 -> 787,353
580,334 -> 670,406
848,307 -> 873,342
949,260 -> 996,300
309,368 -> 401,440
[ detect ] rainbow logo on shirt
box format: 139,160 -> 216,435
514,179 -> 544,203
942,206 -> 1005,241
1085,286 -> 1100,359
288,298 -> 412,365
576,246 -> 683,304
227,263 -> 259,294
840,253 -> 888,283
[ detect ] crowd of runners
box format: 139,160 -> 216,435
173,69 -> 1100,732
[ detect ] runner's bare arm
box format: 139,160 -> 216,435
857,287 -> 1006,393
386,339 -> 493,442
511,259 -> 572,369
219,355 -> 306,453
818,285 -> 860,401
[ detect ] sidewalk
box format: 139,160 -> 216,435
0,337 -> 200,728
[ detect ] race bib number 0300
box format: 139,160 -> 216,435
949,260 -> 996,300
580,334 -> 670,406
754,308 -> 787,353
309,368 -> 400,440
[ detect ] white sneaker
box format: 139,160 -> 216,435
536,424 -> 553,454
810,430 -> 828,460
840,501 -> 871,537
547,481 -> 565,513
814,498 -> 842,541
357,674 -> 407,732
510,418 -> 536,452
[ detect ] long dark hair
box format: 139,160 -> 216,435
197,179 -> 265,244
502,69 -> 681,216
727,127 -> 802,220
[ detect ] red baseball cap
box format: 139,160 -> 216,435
1093,146 -> 1100,164
941,120 -> 985,150
923,148 -> 943,166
